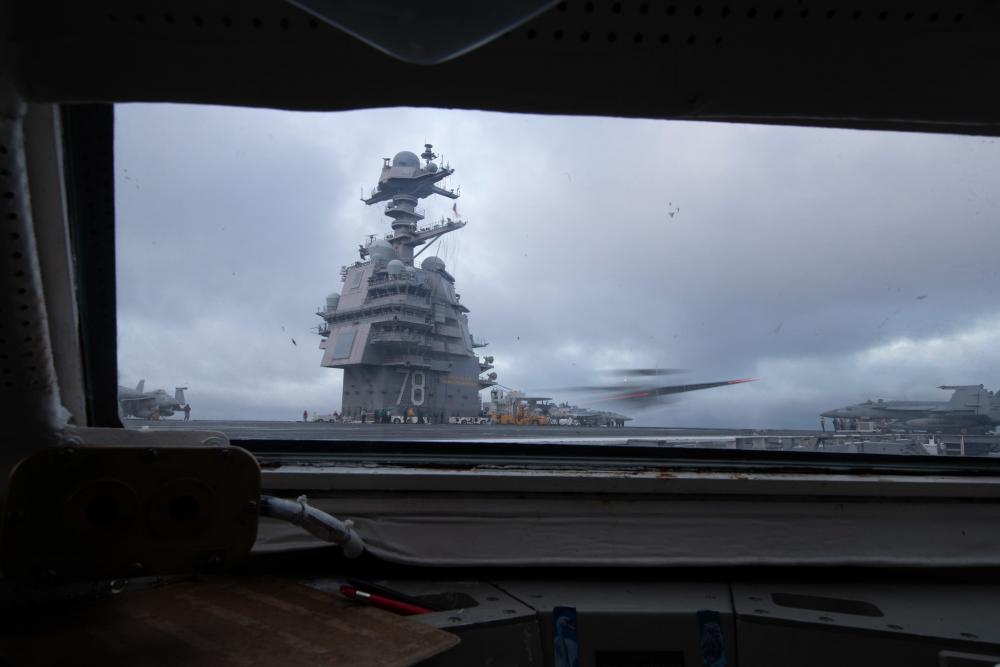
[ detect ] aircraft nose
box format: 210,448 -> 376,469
820,409 -> 839,418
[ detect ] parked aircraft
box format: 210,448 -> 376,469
118,380 -> 188,419
822,385 -> 1000,434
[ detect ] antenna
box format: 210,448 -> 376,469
421,143 -> 437,165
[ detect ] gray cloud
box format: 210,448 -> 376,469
115,104 -> 1000,426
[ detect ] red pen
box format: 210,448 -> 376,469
339,584 -> 433,615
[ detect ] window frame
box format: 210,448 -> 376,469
63,103 -> 1000,477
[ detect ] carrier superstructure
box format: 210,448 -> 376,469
316,145 -> 496,421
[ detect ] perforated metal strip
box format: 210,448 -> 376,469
0,98 -> 61,460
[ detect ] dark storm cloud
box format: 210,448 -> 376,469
115,104 -> 1000,426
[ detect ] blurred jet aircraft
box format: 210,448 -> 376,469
549,369 -> 757,410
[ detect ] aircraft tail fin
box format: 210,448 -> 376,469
941,385 -> 987,410
136,379 -> 145,393
175,387 -> 188,405
989,389 -> 1000,417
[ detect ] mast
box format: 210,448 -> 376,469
361,144 -> 463,263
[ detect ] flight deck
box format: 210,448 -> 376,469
125,419 -> 782,442
123,419 -> 1000,455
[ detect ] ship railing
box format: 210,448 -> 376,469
323,301 -> 433,325
384,361 -> 432,370
371,331 -> 428,345
364,293 -> 431,309
471,337 -> 489,348
416,218 -> 463,234
368,274 -> 420,287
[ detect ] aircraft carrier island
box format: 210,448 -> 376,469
316,145 -> 496,422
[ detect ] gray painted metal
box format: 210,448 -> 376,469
316,146 -> 495,421
734,583 -> 1000,666
822,385 -> 1000,434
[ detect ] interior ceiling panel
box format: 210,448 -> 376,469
5,0 -> 1000,133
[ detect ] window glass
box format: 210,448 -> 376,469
114,104 -> 1000,455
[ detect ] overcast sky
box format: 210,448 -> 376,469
114,104 -> 1000,427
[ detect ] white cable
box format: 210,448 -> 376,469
259,495 -> 364,558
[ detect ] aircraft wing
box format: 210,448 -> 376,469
119,396 -> 153,407
880,403 -> 950,412
592,378 -> 757,403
